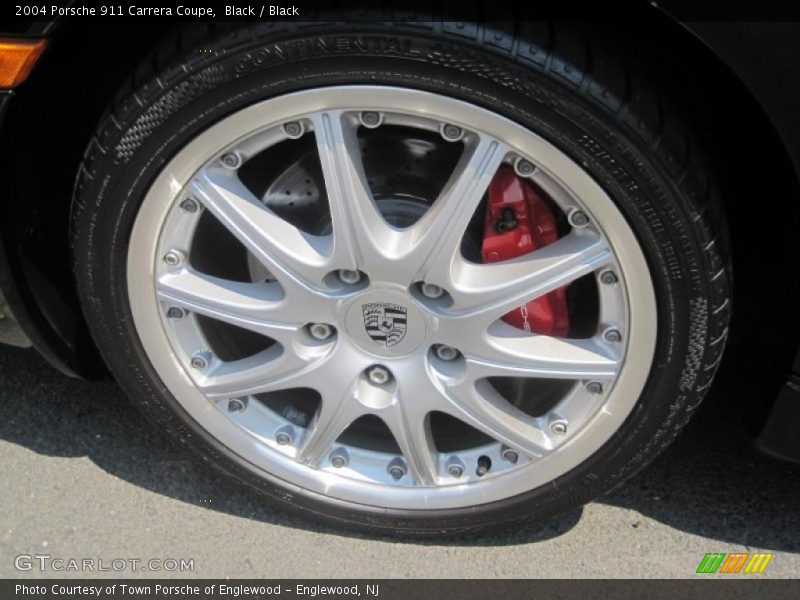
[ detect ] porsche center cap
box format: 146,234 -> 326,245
344,291 -> 427,357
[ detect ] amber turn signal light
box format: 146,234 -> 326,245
0,38 -> 46,88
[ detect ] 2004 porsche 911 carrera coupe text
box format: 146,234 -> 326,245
1,5 -> 799,536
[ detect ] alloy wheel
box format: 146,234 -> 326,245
128,86 -> 657,509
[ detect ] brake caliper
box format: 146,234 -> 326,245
480,165 -> 570,336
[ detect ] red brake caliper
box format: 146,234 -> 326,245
480,165 -> 570,336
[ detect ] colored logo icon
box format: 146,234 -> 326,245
696,552 -> 774,574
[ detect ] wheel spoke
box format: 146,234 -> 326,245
282,345 -> 367,466
435,376 -> 553,457
296,380 -> 363,467
445,232 -> 611,323
412,133 -> 507,283
381,400 -> 438,485
462,322 -> 620,381
190,169 -> 331,292
197,346 -> 312,400
310,111 -> 393,273
298,383 -> 439,483
157,269 -> 304,342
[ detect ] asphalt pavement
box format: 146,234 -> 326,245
0,344 -> 798,578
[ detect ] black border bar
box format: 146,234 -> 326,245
5,0 -> 800,24
3,579 -> 800,600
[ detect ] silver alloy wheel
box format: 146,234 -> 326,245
128,86 -> 657,510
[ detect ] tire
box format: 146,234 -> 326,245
70,20 -> 731,536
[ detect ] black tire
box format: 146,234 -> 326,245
70,20 -> 731,536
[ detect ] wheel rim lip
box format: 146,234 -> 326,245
127,85 -> 657,510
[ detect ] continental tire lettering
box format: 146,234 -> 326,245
236,36 -> 417,74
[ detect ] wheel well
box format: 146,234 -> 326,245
3,16 -> 799,419
0,21 -> 175,377
610,19 -> 800,428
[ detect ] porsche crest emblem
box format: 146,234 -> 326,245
362,303 -> 408,347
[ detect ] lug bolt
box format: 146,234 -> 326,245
180,198 -> 199,213
330,453 -> 348,468
501,447 -> 519,464
603,329 -> 622,343
447,464 -> 464,478
600,270 -> 618,285
221,152 -> 241,169
338,269 -> 361,285
227,398 -> 245,413
568,209 -> 590,228
190,355 -> 208,370
435,345 -> 460,362
309,323 -> 334,340
421,282 -> 444,299
163,250 -> 183,267
441,123 -> 464,142
360,111 -> 382,128
367,365 -> 391,386
586,381 -> 603,394
275,431 -> 292,446
283,121 -> 304,138
550,420 -> 568,435
514,157 -> 535,177
388,458 -> 408,481
330,448 -> 349,468
166,307 -> 185,319
446,457 -> 465,478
